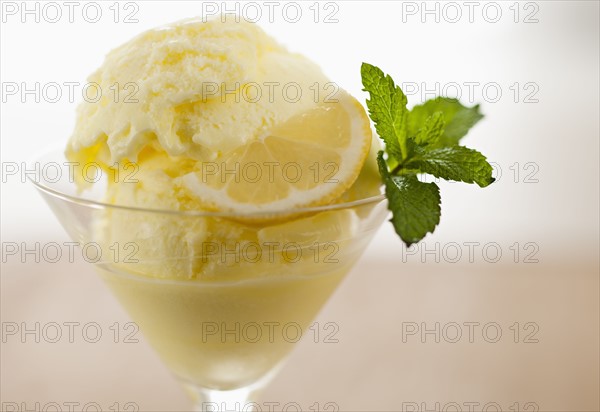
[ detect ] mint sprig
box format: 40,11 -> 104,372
377,153 -> 441,246
406,145 -> 494,188
409,97 -> 484,147
361,63 -> 494,246
361,63 -> 409,161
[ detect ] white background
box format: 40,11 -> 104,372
1,1 -> 599,263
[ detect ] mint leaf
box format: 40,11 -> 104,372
406,146 -> 495,187
409,98 -> 483,146
363,64 -> 494,247
361,63 -> 409,161
377,152 -> 441,246
414,112 -> 445,146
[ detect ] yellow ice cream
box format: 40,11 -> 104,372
68,17 -> 384,392
68,17 -> 380,279
67,18 -> 330,165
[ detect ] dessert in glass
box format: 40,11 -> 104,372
32,17 -> 388,410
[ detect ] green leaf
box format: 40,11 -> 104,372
414,112 -> 445,146
362,63 -> 494,247
361,63 -> 409,161
409,98 -> 483,146
377,152 -> 441,246
406,146 -> 495,187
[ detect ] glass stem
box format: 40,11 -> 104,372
186,384 -> 263,412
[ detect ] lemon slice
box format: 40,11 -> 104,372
181,90 -> 371,213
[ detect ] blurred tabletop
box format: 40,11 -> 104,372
1,255 -> 599,412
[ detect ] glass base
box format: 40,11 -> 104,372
184,381 -> 267,412
182,367 -> 281,412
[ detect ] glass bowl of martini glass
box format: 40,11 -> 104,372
30,149 -> 388,411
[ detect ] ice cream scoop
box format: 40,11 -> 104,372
67,18 -> 330,166
66,17 -> 381,280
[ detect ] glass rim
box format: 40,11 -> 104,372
29,149 -> 387,218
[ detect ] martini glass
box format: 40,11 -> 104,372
30,150 -> 389,411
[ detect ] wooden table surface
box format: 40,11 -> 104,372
1,252 -> 598,411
